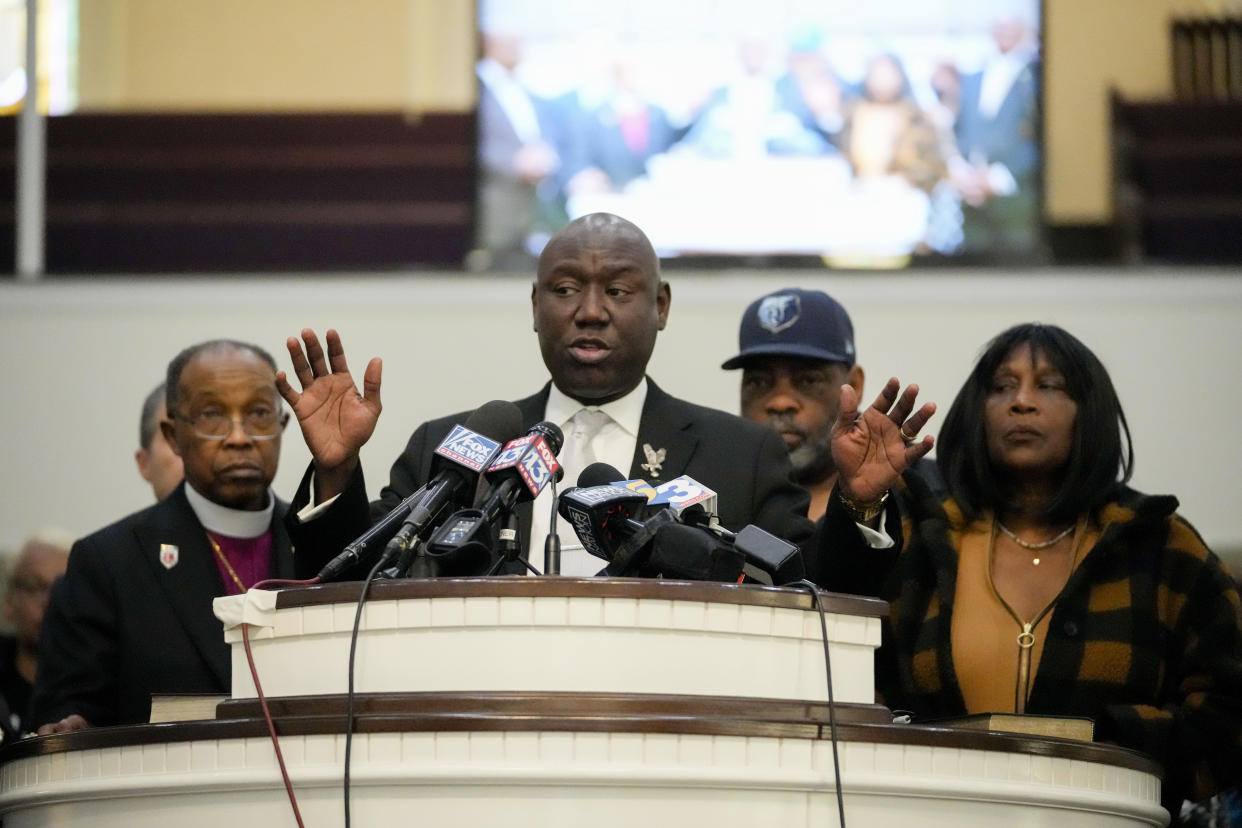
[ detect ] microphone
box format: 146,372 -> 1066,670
402,401 -> 524,536
316,480 -> 433,581
316,400 -> 523,582
639,518 -> 743,581
423,421 -> 564,575
731,524 -> 804,585
476,421 -> 565,521
556,463 -> 656,565
577,461 -> 624,488
559,464 -> 803,584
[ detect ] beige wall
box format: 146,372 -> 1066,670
69,0 -> 1242,217
77,0 -> 475,111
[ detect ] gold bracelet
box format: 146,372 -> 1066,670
837,488 -> 890,523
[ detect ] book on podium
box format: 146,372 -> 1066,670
148,693 -> 228,724
926,712 -> 1095,742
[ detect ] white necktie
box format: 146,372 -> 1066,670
555,408 -> 614,576
559,408 -> 613,490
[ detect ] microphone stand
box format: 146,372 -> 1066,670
487,511 -> 542,576
379,537 -> 432,579
543,478 -> 561,576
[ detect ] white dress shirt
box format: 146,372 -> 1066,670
530,379 -> 648,576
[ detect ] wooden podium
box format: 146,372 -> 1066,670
0,578 -> 1168,827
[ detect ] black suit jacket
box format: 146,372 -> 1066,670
30,483 -> 319,728
291,379 -> 816,573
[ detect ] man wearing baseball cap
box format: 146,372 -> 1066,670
722,288 -> 865,520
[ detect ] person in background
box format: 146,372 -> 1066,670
724,287 -> 942,521
0,530 -> 70,742
842,53 -> 945,194
565,52 -> 681,197
722,288 -> 863,521
772,27 -> 849,153
817,322 -> 1242,823
476,29 -> 566,268
684,36 -> 832,158
135,381 -> 184,501
951,14 -> 1042,256
31,340 -> 333,733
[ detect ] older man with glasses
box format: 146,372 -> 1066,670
30,340 -> 335,735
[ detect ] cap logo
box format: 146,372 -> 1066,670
757,295 -> 801,333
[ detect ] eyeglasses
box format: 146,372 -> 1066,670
175,408 -> 285,440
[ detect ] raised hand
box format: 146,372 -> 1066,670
831,377 -> 936,504
276,328 -> 382,500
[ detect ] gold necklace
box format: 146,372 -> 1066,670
987,515 -> 1086,713
206,533 -> 247,593
996,521 -> 1075,565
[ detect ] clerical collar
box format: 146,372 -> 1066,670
184,482 -> 273,539
545,378 -> 647,437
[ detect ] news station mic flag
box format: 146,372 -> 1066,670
317,400 -> 522,582
423,421 -> 563,575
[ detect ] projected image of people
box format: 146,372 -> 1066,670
473,0 -> 1044,268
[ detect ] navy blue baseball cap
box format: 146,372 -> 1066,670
721,288 -> 856,369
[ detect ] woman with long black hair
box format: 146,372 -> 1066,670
816,322 -> 1242,823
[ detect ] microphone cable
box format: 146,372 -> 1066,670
237,575 -> 322,828
341,549 -> 395,828
235,553 -> 404,828
791,579 -> 848,828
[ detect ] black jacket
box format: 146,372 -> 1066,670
31,483 -> 322,728
290,379 -> 817,574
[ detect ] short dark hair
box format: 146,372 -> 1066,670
936,323 -> 1134,525
138,382 -> 167,449
165,340 -> 278,415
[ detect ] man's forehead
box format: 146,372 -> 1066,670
179,355 -> 277,397
541,221 -> 656,272
542,252 -> 651,278
182,379 -> 276,395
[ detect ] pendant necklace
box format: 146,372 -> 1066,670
996,521 -> 1075,565
987,515 -> 1086,712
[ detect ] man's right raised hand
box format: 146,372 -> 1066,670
276,328 -> 382,502
831,378 -> 935,506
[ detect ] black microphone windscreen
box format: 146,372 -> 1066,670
528,420 -> 565,455
678,503 -> 710,527
578,462 -> 625,488
466,400 -> 525,443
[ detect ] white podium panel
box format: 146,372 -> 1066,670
0,724 -> 1166,828
217,578 -> 886,705
0,580 -> 1169,828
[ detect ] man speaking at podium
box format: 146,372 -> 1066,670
283,213 -> 816,575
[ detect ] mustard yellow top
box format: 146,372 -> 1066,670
951,517 -> 1097,713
